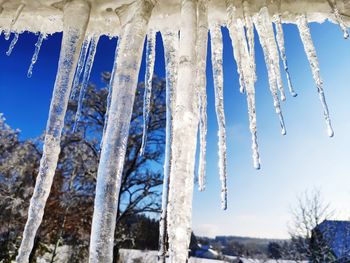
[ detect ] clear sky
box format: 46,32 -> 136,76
0,21 -> 349,239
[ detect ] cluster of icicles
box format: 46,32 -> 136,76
5,0 -> 347,262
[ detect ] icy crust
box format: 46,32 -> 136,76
0,0 -> 350,35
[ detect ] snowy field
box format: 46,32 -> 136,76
118,249 -> 305,263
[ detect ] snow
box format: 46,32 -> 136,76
0,0 -> 349,35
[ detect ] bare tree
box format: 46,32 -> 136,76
286,189 -> 336,262
0,74 -> 166,262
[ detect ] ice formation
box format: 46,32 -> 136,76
140,29 -> 156,155
209,23 -> 228,210
73,35 -> 99,132
197,0 -> 209,192
158,29 -> 178,263
0,0 -> 348,262
6,32 -> 19,56
27,33 -> 46,78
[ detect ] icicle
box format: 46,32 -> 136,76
226,0 -> 261,169
6,3 -> 25,39
167,0 -> 198,262
4,30 -> 10,41
16,1 -> 90,263
273,14 -> 297,97
226,4 -> 246,94
89,1 -> 155,262
6,32 -> 19,56
328,0 -> 349,39
140,29 -> 156,156
296,14 -> 334,137
27,33 -> 46,78
196,0 -> 208,192
260,7 -> 286,101
210,23 -> 228,210
243,1 -> 256,83
253,9 -> 287,135
101,37 -> 121,150
73,35 -> 99,133
70,37 -> 90,98
158,30 -> 178,263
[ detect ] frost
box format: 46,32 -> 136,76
210,23 -> 228,210
140,30 -> 156,156
27,33 -> 46,78
296,14 -> 334,137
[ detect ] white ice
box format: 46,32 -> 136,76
210,23 -> 228,210
27,33 -> 46,78
140,29 -> 156,156
16,1 -> 90,262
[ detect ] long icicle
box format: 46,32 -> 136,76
243,1 -> 256,82
27,33 -> 46,78
260,7 -> 286,101
158,30 -> 178,263
70,37 -> 90,98
210,23 -> 228,210
273,14 -> 297,97
226,3 -> 246,94
226,0 -> 260,169
140,29 -> 156,156
16,1 -> 90,262
73,35 -> 99,133
6,32 -> 19,56
296,14 -> 334,137
89,1 -> 155,262
254,10 -> 287,135
239,22 -> 261,169
196,0 -> 208,192
167,0 -> 198,262
101,36 -> 121,150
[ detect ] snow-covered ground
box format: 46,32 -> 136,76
118,249 -> 306,263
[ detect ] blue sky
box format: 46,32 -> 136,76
0,21 -> 349,239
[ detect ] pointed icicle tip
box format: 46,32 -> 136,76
281,127 -> 287,136
327,125 -> 334,138
254,161 -> 261,170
